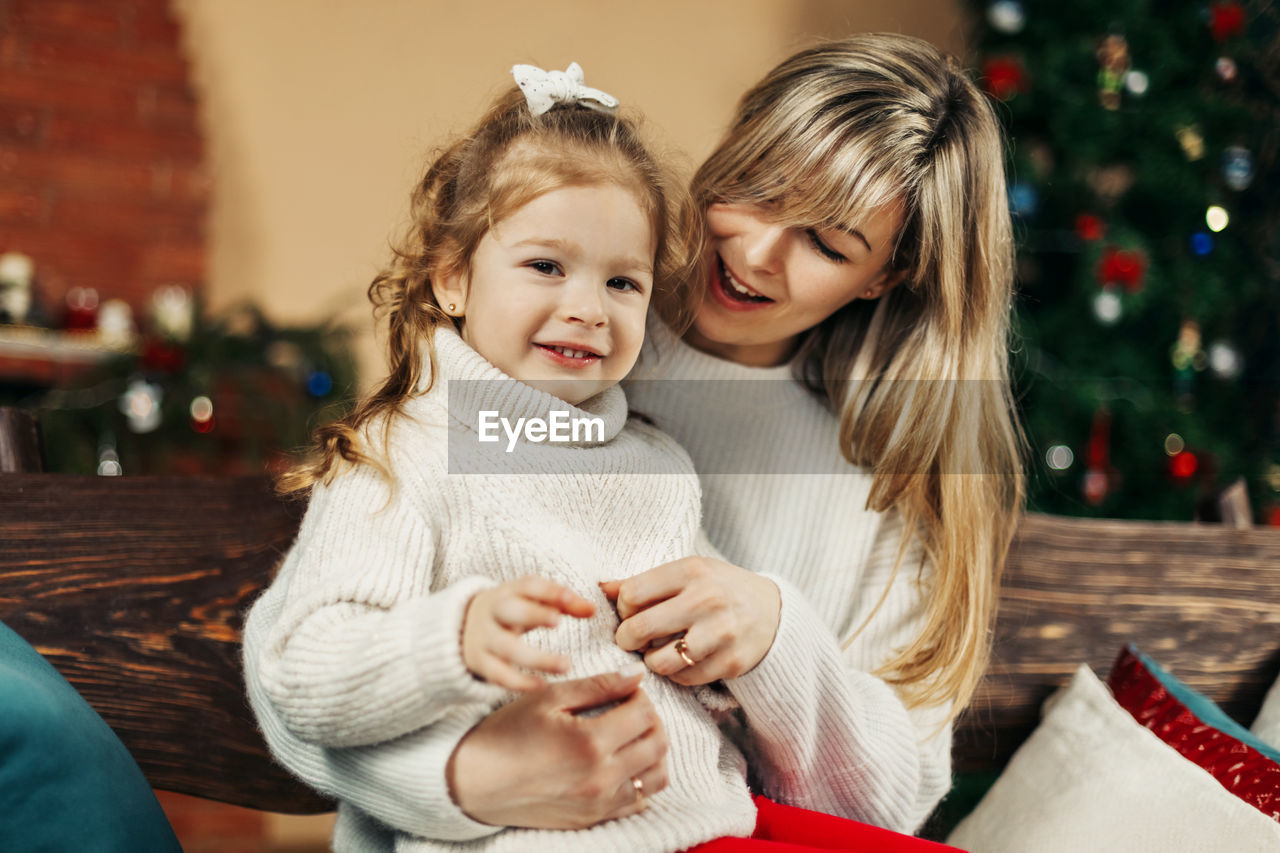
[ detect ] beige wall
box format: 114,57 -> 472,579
174,0 -> 966,385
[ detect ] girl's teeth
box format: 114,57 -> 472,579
551,346 -> 592,358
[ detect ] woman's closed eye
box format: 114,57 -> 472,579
529,259 -> 564,276
805,228 -> 848,264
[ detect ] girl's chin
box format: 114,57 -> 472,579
523,377 -> 603,406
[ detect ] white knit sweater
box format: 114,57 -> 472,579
626,320 -> 954,833
243,327 -> 756,853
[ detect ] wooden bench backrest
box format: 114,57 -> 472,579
0,472 -> 331,813
961,513 -> 1280,769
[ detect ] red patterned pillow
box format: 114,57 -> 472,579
1107,645 -> 1280,822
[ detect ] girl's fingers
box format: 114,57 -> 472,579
491,632 -> 570,676
515,575 -> 596,618
491,596 -> 564,632
477,654 -> 546,692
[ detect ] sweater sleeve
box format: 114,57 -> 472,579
724,516 -> 953,834
245,591 -> 504,841
249,461 -> 505,749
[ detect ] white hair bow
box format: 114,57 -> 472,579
511,62 -> 619,116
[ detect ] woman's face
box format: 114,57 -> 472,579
687,201 -> 905,367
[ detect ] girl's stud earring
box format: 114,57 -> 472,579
864,289 -> 875,298
447,303 -> 456,312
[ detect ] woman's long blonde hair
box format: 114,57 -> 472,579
687,34 -> 1026,714
279,87 -> 693,494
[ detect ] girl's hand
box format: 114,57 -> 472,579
462,575 -> 596,691
448,666 -> 669,829
600,557 -> 782,686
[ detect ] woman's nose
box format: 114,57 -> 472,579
741,223 -> 788,275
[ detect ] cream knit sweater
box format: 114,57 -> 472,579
626,321 -> 954,834
243,327 -> 756,853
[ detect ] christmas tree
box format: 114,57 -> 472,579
970,0 -> 1280,522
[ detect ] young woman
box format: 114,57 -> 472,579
250,34 -> 1024,846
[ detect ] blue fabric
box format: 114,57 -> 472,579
0,620 -> 181,852
1134,646 -> 1280,763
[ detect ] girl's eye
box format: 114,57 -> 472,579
607,277 -> 640,293
529,260 -> 563,276
806,229 -> 848,264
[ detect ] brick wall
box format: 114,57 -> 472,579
0,0 -> 207,320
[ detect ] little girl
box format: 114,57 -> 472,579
242,65 -> 759,853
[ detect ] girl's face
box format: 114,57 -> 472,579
688,201 -> 905,367
435,183 -> 655,406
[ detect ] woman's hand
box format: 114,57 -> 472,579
447,666 -> 669,830
462,575 -> 596,691
600,557 -> 782,686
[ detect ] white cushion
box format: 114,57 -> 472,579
947,664 -> 1280,852
1252,674 -> 1280,751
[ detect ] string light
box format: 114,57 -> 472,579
1205,205 -> 1229,232
1046,445 -> 1075,470
190,395 -> 216,434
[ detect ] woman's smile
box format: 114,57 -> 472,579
710,254 -> 774,307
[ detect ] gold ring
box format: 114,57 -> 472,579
673,637 -> 696,668
631,775 -> 645,805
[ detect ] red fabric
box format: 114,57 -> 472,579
682,797 -> 965,852
1107,646 -> 1280,822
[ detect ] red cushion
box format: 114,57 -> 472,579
1107,646 -> 1280,822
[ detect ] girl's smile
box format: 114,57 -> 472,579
533,341 -> 605,367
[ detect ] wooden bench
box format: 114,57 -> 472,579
2,406 -> 1279,818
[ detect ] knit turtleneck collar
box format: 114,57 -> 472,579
632,313 -> 797,383
426,325 -> 629,448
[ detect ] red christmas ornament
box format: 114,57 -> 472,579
1075,214 -> 1106,242
63,287 -> 99,331
1209,2 -> 1246,42
1082,407 -> 1113,505
140,336 -> 187,373
1170,450 -> 1199,481
981,56 -> 1027,100
1096,245 -> 1147,292
1268,506 -> 1280,527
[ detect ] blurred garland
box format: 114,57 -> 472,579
1,299 -> 356,476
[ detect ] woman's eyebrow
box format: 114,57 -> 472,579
838,227 -> 872,253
